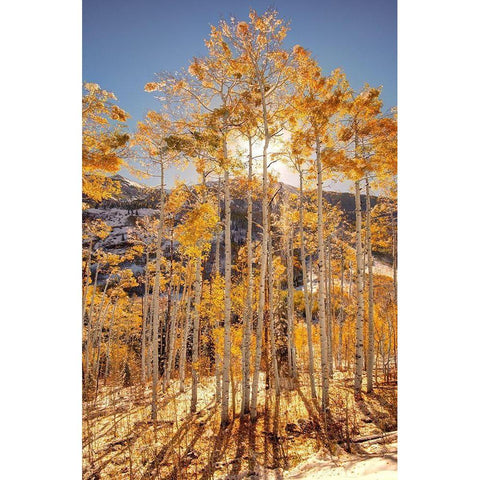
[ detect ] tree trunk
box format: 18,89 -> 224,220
268,212 -> 280,395
164,283 -> 180,390
84,262 -> 101,388
141,252 -> 150,384
348,260 -> 353,298
326,237 -> 333,377
391,207 -> 397,303
191,171 -> 208,412
338,241 -> 344,370
250,134 -> 270,421
151,163 -> 165,421
315,138 -> 329,410
286,229 -> 297,379
214,175 -> 222,403
190,255 -> 202,413
354,180 -> 365,394
92,282 -> 111,383
179,286 -> 192,394
299,171 -> 317,400
82,240 -> 93,323
221,164 -> 232,425
365,178 -> 375,393
251,66 -> 272,421
104,302 -> 116,382
241,136 -> 254,415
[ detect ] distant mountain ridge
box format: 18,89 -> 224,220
105,174 -> 378,222
84,175 -> 394,290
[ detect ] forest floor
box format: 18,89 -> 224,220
82,372 -> 397,479
283,432 -> 397,479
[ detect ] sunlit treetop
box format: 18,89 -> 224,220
82,83 -> 130,205
336,85 -> 396,183
132,110 -> 184,178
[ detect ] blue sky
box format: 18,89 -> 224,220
83,0 -> 397,188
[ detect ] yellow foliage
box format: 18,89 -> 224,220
82,83 -> 130,204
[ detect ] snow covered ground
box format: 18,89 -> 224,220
285,444 -> 397,479
295,259 -> 393,293
84,207 -> 159,251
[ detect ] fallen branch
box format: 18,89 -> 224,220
351,431 -> 397,444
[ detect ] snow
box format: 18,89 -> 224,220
85,207 -> 160,251
285,447 -> 397,479
122,177 -> 147,189
111,174 -> 149,189
372,260 -> 393,278
294,259 -> 393,293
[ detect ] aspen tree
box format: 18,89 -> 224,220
236,76 -> 261,415
145,69 -> 231,411
148,24 -> 242,423
179,284 -> 192,394
82,221 -> 111,388
222,9 -> 293,421
172,175 -> 218,412
214,176 -> 223,403
338,86 -> 384,394
279,198 -> 298,379
128,217 -> 158,384
191,254 -> 202,412
267,206 -> 281,395
367,116 -> 397,388
85,253 -> 120,390
354,179 -> 365,393
149,165 -> 164,420
221,162 -> 232,424
82,83 -> 129,207
104,301 -> 117,381
164,278 -> 181,389
338,237 -> 345,370
133,111 -> 181,420
326,237 -> 334,377
290,45 -> 349,409
365,178 -> 375,393
298,167 -> 317,399
286,230 -> 298,379
141,254 -> 149,383
241,135 -> 255,414
279,137 -> 318,399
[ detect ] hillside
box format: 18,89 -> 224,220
83,175 -> 393,289
93,175 -> 379,223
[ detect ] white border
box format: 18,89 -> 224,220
2,0 -> 480,478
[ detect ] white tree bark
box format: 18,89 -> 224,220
354,179 -> 365,394
365,178 -> 375,393
82,240 -> 93,323
268,212 -> 280,395
214,176 -> 222,403
286,229 -> 297,379
326,238 -> 333,377
338,241 -> 345,370
391,208 -> 397,303
141,252 -> 150,384
190,255 -> 202,413
299,171 -> 317,400
179,287 -> 192,394
164,284 -> 180,390
221,163 -> 232,425
315,139 -> 330,410
104,302 -> 117,381
250,135 -> 270,421
151,163 -> 165,421
241,136 -> 254,415
84,262 -> 101,387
